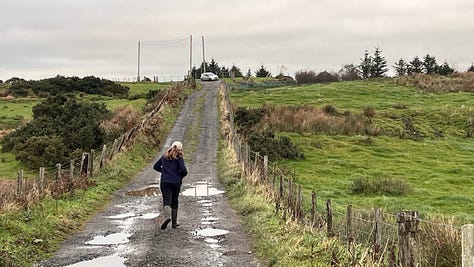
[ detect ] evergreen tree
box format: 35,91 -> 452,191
467,63 -> 474,72
423,54 -> 438,74
246,69 -> 252,78
436,62 -> 455,75
230,65 -> 243,78
370,47 -> 388,77
359,50 -> 372,79
393,59 -> 408,76
220,66 -> 230,78
208,59 -> 220,75
255,65 -> 271,77
408,56 -> 423,74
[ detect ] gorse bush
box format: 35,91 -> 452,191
6,75 -> 129,97
234,107 -> 267,136
248,130 -> 305,162
2,95 -> 111,168
351,177 -> 411,196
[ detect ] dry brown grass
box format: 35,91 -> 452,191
101,106 -> 141,137
0,174 -> 94,212
258,104 -> 378,136
393,72 -> 474,93
418,217 -> 461,266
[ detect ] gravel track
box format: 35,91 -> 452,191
38,81 -> 260,267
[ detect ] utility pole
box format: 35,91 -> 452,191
189,34 -> 193,78
137,40 -> 141,82
202,36 -> 206,73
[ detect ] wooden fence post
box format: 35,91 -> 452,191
347,205 -> 353,246
56,163 -> 61,180
100,144 -> 107,168
17,170 -> 24,195
39,167 -> 45,197
276,173 -> 283,214
462,224 -> 474,267
297,185 -> 302,222
397,211 -> 419,267
263,155 -> 268,182
288,179 -> 293,219
326,199 -> 333,237
110,139 -> 118,160
69,159 -> 74,181
254,152 -> 259,171
311,191 -> 317,227
245,145 -> 250,175
374,207 -> 382,261
89,149 -> 94,177
81,153 -> 89,177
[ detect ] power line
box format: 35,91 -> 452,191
141,38 -> 189,46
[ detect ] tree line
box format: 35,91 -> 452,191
296,47 -> 474,84
184,48 -> 474,84
190,59 -> 273,79
1,75 -> 129,98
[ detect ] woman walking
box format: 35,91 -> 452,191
153,141 -> 188,230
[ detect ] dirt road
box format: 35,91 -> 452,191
38,81 -> 260,267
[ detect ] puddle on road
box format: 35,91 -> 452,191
65,255 -> 126,267
126,186 -> 160,197
140,213 -> 160,219
201,217 -> 218,225
107,213 -> 136,219
204,238 -> 221,248
195,228 -> 229,237
107,212 -> 160,220
182,181 -> 225,197
85,233 -> 132,245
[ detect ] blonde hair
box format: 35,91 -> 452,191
164,144 -> 184,160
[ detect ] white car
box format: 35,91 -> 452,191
200,72 -> 219,81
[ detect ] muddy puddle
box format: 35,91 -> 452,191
107,212 -> 159,220
195,228 -> 229,237
65,255 -> 126,267
182,181 -> 225,197
125,186 -> 160,197
85,233 -> 132,245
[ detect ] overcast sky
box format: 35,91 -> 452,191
1,0 -> 473,81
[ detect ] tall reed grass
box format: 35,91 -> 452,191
393,73 -> 474,93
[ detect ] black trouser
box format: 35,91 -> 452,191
160,182 -> 181,209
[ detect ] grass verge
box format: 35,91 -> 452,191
217,140 -> 356,266
0,94 -> 182,267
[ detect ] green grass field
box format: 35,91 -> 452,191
229,79 -> 474,222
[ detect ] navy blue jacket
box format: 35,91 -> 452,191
153,155 -> 188,184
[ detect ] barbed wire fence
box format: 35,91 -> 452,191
219,81 -> 473,267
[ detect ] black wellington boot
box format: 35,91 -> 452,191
161,206 -> 171,230
172,208 -> 179,228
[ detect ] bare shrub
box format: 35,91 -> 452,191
295,70 -> 318,84
362,107 -> 376,119
315,71 -> 339,83
322,104 -> 338,115
295,70 -> 340,84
